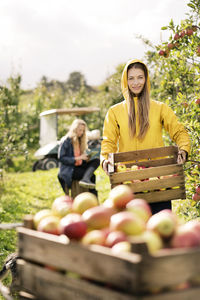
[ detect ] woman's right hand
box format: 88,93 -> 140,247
79,153 -> 89,161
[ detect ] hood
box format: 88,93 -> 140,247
121,59 -> 150,101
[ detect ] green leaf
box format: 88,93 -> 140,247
161,26 -> 168,30
187,3 -> 195,9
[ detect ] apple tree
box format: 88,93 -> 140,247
143,0 -> 200,219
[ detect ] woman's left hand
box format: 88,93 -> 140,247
177,149 -> 187,164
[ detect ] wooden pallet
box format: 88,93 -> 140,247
108,146 -> 186,203
13,226 -> 200,300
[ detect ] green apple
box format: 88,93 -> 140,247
110,211 -> 145,236
72,192 -> 98,214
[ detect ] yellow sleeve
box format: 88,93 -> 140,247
100,107 -> 120,164
161,103 -> 191,154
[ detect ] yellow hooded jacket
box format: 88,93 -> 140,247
100,59 -> 191,163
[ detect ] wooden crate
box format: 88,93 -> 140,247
108,146 -> 186,203
14,227 -> 200,300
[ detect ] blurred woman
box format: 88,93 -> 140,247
58,119 -> 99,194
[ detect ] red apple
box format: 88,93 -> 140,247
126,198 -> 152,223
37,215 -> 60,235
168,43 -> 174,49
110,211 -> 145,236
196,46 -> 200,56
109,184 -> 134,209
182,102 -> 188,108
195,98 -> 200,105
33,209 -> 53,229
82,206 -> 115,229
174,33 -> 180,40
59,213 -> 87,240
146,210 -> 177,239
180,30 -> 186,38
196,186 -> 200,195
192,193 -> 200,201
81,229 -> 107,246
105,231 -> 128,248
171,223 -> 200,249
186,28 -> 193,36
159,50 -> 165,56
53,194 -> 73,205
72,192 -> 98,214
182,219 -> 200,242
111,241 -> 131,254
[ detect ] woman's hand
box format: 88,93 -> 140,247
80,153 -> 89,161
177,149 -> 187,164
102,160 -> 111,175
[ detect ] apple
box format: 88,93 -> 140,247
168,43 -> 174,49
72,192 -> 98,214
33,209 -> 53,229
149,177 -> 158,181
110,211 -> 146,236
196,185 -> 200,195
196,47 -> 200,57
111,241 -> 131,254
109,184 -> 134,209
52,201 -> 72,218
102,198 -> 115,209
131,165 -> 138,171
116,163 -> 127,172
105,231 -> 128,248
180,30 -> 186,37
195,98 -> 200,105
126,198 -> 152,223
146,210 -> 177,239
182,102 -> 188,108
140,230 -> 163,254
182,219 -> 200,242
192,193 -> 200,202
81,229 -> 107,246
174,33 -> 180,40
164,49 -> 170,58
53,194 -> 73,206
37,215 -> 60,235
186,28 -> 193,36
171,223 -> 200,249
59,213 -> 87,240
82,206 -> 116,229
159,50 -> 165,56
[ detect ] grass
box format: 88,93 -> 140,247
0,166 -> 110,294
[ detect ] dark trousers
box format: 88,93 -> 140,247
58,158 -> 99,196
149,201 -> 171,215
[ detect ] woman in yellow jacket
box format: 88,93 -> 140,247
101,59 -> 190,213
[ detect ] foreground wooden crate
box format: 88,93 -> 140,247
14,227 -> 200,300
108,146 -> 186,203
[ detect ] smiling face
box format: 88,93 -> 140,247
127,67 -> 146,96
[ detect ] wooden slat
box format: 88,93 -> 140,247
130,176 -> 185,192
112,146 -> 178,163
125,157 -> 176,168
110,164 -> 184,184
16,259 -> 200,300
139,248 -> 200,293
17,227 -> 141,293
16,260 -> 135,300
134,189 -> 186,203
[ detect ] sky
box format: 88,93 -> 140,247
0,0 -> 189,89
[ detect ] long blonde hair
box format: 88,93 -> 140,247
66,119 -> 87,153
127,62 -> 150,139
